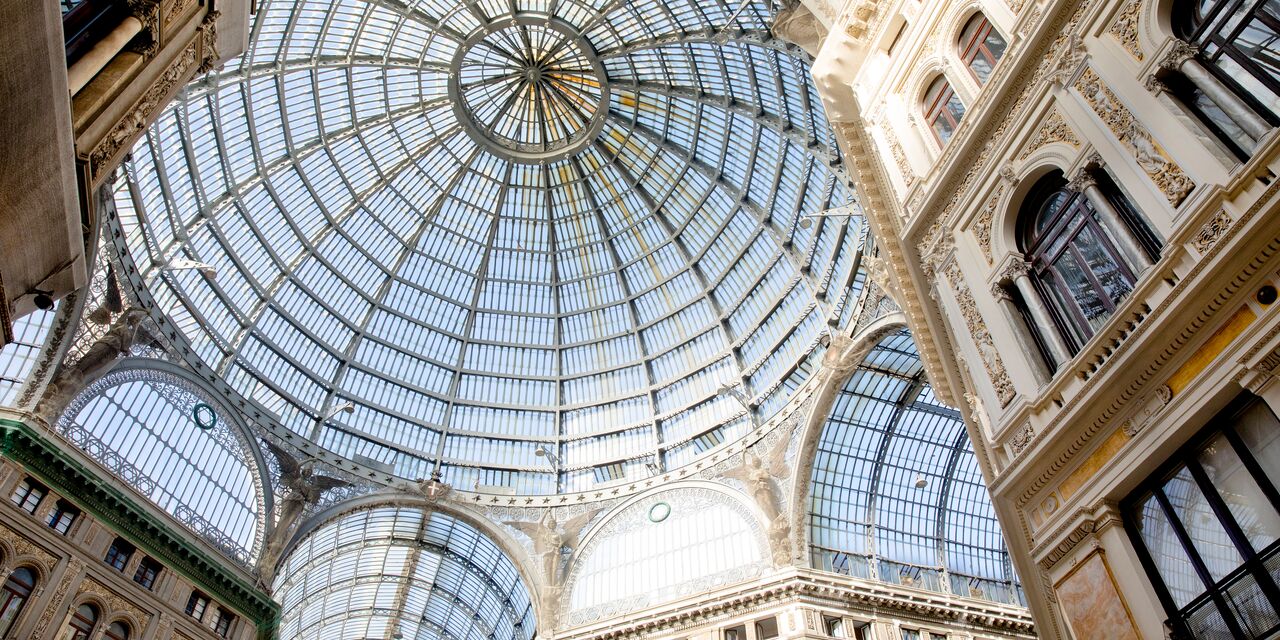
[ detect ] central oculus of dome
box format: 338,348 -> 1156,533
449,15 -> 610,164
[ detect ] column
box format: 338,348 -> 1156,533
989,280 -> 1054,384
1067,169 -> 1152,273
67,16 -> 144,96
1165,42 -> 1271,141
1001,256 -> 1073,366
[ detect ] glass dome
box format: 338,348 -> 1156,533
115,0 -> 862,493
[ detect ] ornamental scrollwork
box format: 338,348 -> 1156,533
1192,210 -> 1233,253
1018,109 -> 1081,161
1074,67 -> 1196,206
1108,0 -> 1144,61
942,262 -> 1016,406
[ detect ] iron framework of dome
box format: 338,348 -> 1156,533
114,0 -> 864,494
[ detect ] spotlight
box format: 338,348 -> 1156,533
32,291 -> 54,311
914,473 -> 928,489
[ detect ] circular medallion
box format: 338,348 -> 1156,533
192,402 -> 217,430
648,501 -> 671,522
449,16 -> 610,163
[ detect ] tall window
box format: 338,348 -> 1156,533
103,538 -> 134,572
59,604 -> 97,640
45,500 -> 79,535
186,591 -> 210,621
1176,0 -> 1280,119
213,607 -> 236,638
9,478 -> 45,514
923,76 -> 966,144
1019,172 -> 1139,351
104,621 -> 130,640
133,557 -> 161,590
0,567 -> 35,636
958,13 -> 1007,83
1124,396 -> 1280,638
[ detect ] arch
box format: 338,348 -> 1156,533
103,620 -> 131,640
954,8 -> 1008,85
919,73 -> 967,146
61,601 -> 100,640
801,329 -> 1021,604
275,504 -> 537,640
562,482 -> 769,626
56,360 -> 270,566
0,566 -> 37,637
280,493 -> 542,605
991,157 -> 1069,262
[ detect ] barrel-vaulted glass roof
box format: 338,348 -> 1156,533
808,330 -> 1023,605
115,0 -> 863,493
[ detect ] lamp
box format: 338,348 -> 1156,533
534,444 -> 562,467
164,259 -> 218,279
322,402 -> 355,421
797,204 -> 860,229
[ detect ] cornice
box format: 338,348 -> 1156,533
0,418 -> 279,638
556,570 -> 1035,640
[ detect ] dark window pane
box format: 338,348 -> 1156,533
1134,491 -> 1206,607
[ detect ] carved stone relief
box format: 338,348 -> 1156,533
1192,210 -> 1234,253
32,558 -> 82,638
1074,67 -> 1196,206
1108,0 -> 1145,61
942,261 -> 1016,406
1018,109 -> 1082,160
76,577 -> 152,628
1009,422 -> 1036,456
1120,384 -> 1172,437
0,524 -> 57,574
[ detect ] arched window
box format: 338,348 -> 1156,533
923,76 -> 966,144
0,567 -> 36,636
59,604 -> 97,640
1019,172 -> 1141,351
104,621 -> 130,640
1176,0 -> 1280,113
958,13 -> 1006,83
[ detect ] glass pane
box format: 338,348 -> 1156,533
1050,250 -> 1110,332
1234,400 -> 1280,482
1073,223 -> 1133,306
985,29 -> 1007,61
1236,2 -> 1280,86
1198,433 -> 1280,552
1184,597 -> 1237,640
1222,570 -> 1280,636
1164,467 -> 1245,582
944,92 -> 966,122
970,56 -> 994,84
1134,491 -> 1208,607
933,117 -> 956,144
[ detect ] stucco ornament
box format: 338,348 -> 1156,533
257,442 -> 352,582
1075,67 -> 1196,205
724,449 -> 792,566
505,507 -> 603,630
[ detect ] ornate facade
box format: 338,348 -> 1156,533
806,0 -> 1280,637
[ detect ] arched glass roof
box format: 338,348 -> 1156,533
808,330 -> 1023,605
275,507 -> 536,640
115,0 -> 863,493
57,367 -> 266,565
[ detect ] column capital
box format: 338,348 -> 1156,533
1066,167 -> 1098,193
996,253 -> 1032,282
1159,40 -> 1199,72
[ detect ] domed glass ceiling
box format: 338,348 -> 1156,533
116,0 -> 863,493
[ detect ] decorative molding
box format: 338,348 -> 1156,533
32,557 -> 82,638
1120,384 -> 1172,437
942,261 -> 1016,406
1074,67 -> 1196,206
88,39 -> 201,185
1019,110 -> 1081,161
197,11 -> 220,73
1009,423 -> 1035,456
1108,0 -> 1144,61
1192,210 -> 1233,253
0,523 -> 57,574
885,127 -> 915,188
842,0 -> 886,42
76,577 -> 151,629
